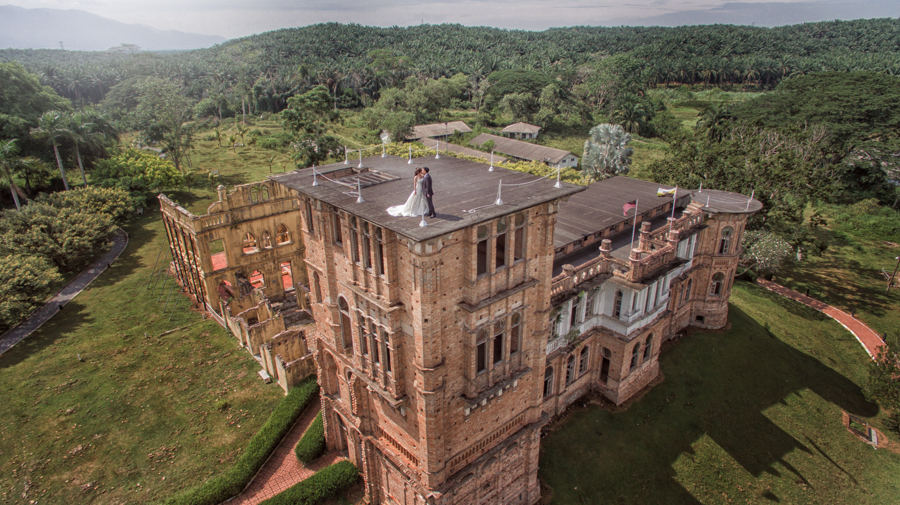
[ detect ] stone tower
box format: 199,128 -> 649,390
271,156 -> 583,505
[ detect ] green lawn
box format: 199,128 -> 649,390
539,282 -> 900,504
778,222 -> 900,339
0,215 -> 284,504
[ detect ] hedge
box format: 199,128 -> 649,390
161,376 -> 319,505
294,412 -> 326,464
258,460 -> 358,505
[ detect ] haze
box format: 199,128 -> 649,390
1,0 -> 898,39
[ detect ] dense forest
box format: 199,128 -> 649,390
3,19 -> 900,111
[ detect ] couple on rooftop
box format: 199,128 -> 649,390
387,166 -> 436,218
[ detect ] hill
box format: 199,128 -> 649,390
0,5 -> 225,51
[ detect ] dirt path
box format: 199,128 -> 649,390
756,278 -> 886,358
0,229 -> 129,356
226,397 -> 343,505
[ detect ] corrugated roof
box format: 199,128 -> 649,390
469,133 -> 574,165
441,143 -> 508,164
407,121 -> 472,140
502,122 -> 541,134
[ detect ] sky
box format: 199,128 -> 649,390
3,0 -> 900,39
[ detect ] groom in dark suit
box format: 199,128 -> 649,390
422,167 -> 436,218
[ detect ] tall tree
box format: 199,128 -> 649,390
67,111 -> 119,186
30,111 -> 72,191
133,77 -> 194,173
282,85 -> 342,167
0,139 -> 25,210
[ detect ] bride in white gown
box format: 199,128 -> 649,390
387,168 -> 430,217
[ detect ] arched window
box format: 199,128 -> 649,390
513,213 -> 526,261
338,297 -> 354,353
242,232 -> 258,253
509,313 -> 521,354
579,345 -> 590,375
643,334 -> 653,361
259,186 -> 269,200
685,279 -> 693,302
261,230 -> 272,249
566,354 -> 576,384
313,272 -> 322,303
711,272 -> 725,295
570,296 -> 581,326
718,227 -> 733,254
630,343 -> 641,370
613,290 -> 623,318
276,224 -> 291,245
250,186 -> 259,203
357,314 -> 368,356
543,367 -> 554,398
495,218 -> 508,269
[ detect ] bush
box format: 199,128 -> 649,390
824,200 -> 900,244
294,412 -> 325,464
0,254 -> 62,332
257,132 -> 293,151
258,460 -> 358,505
39,185 -> 135,226
161,377 -> 319,505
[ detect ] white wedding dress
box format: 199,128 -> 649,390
387,177 -> 430,217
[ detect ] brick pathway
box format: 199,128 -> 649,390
226,397 -> 343,505
0,229 -> 129,356
756,278 -> 886,358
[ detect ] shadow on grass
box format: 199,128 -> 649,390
539,304 -> 877,505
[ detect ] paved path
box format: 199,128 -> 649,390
227,397 -> 343,505
756,278 -> 885,358
0,229 -> 129,356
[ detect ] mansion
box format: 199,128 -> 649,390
158,153 -> 760,505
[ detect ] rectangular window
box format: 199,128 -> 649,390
571,298 -> 581,325
371,332 -> 380,364
495,233 -> 507,269
510,315 -> 520,354
333,212 -> 343,246
362,223 -> 372,269
350,217 -> 359,263
208,238 -> 227,270
358,315 -> 368,355
379,327 -> 389,369
374,228 -> 386,275
477,238 -> 488,276
476,342 -> 487,372
384,345 -> 392,373
493,334 -> 503,364
304,200 -> 315,235
513,214 -> 525,261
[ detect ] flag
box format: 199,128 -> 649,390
657,188 -> 676,197
623,200 -> 637,216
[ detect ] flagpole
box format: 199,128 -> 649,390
630,198 -> 638,250
671,186 -> 677,219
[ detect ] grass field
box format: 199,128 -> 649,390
539,282 -> 900,504
777,221 -> 900,340
0,215 -> 284,504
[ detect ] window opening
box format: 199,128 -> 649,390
510,313 -> 521,354
338,297 -> 354,353
476,329 -> 487,373
643,334 -> 653,361
613,291 -> 623,318
280,261 -> 293,290
493,322 -> 504,365
476,225 -> 488,276
543,367 -> 554,397
242,232 -> 258,253
579,345 -> 589,375
209,239 -> 227,270
276,224 -> 291,245
630,343 -> 641,370
566,355 -> 575,384
719,227 -> 733,254
513,213 -> 525,261
711,272 -> 725,295
261,230 -> 272,249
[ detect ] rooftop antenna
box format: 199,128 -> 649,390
356,179 -> 364,203
435,140 -> 440,159
344,147 -> 348,164
358,149 -> 363,169
746,189 -> 754,210
381,139 -> 386,158
706,195 -> 710,207
554,166 -> 562,188
629,198 -> 639,250
419,214 -> 427,227
495,180 -> 503,206
408,145 -> 413,164
312,165 -> 318,186
489,151 -> 495,172
699,181 -> 703,193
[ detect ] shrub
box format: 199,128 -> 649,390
257,132 -> 293,151
161,377 -> 319,505
39,185 -> 135,226
258,460 -> 358,505
294,412 -> 325,464
0,254 -> 62,331
824,200 -> 900,244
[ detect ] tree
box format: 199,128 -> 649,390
67,110 -> 119,186
866,335 -> 900,432
133,77 -> 194,173
281,85 -> 342,167
30,111 -> 73,191
0,62 -> 71,141
741,230 -> 794,276
582,124 -> 633,182
499,92 -> 538,123
92,150 -> 180,205
0,254 -> 62,332
0,139 -> 25,210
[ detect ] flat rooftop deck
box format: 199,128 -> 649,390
271,155 -> 584,242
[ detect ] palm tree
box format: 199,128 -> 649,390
68,111 -> 119,186
31,111 -> 72,191
0,140 -> 25,210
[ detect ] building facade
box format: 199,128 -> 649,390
160,153 -> 759,504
